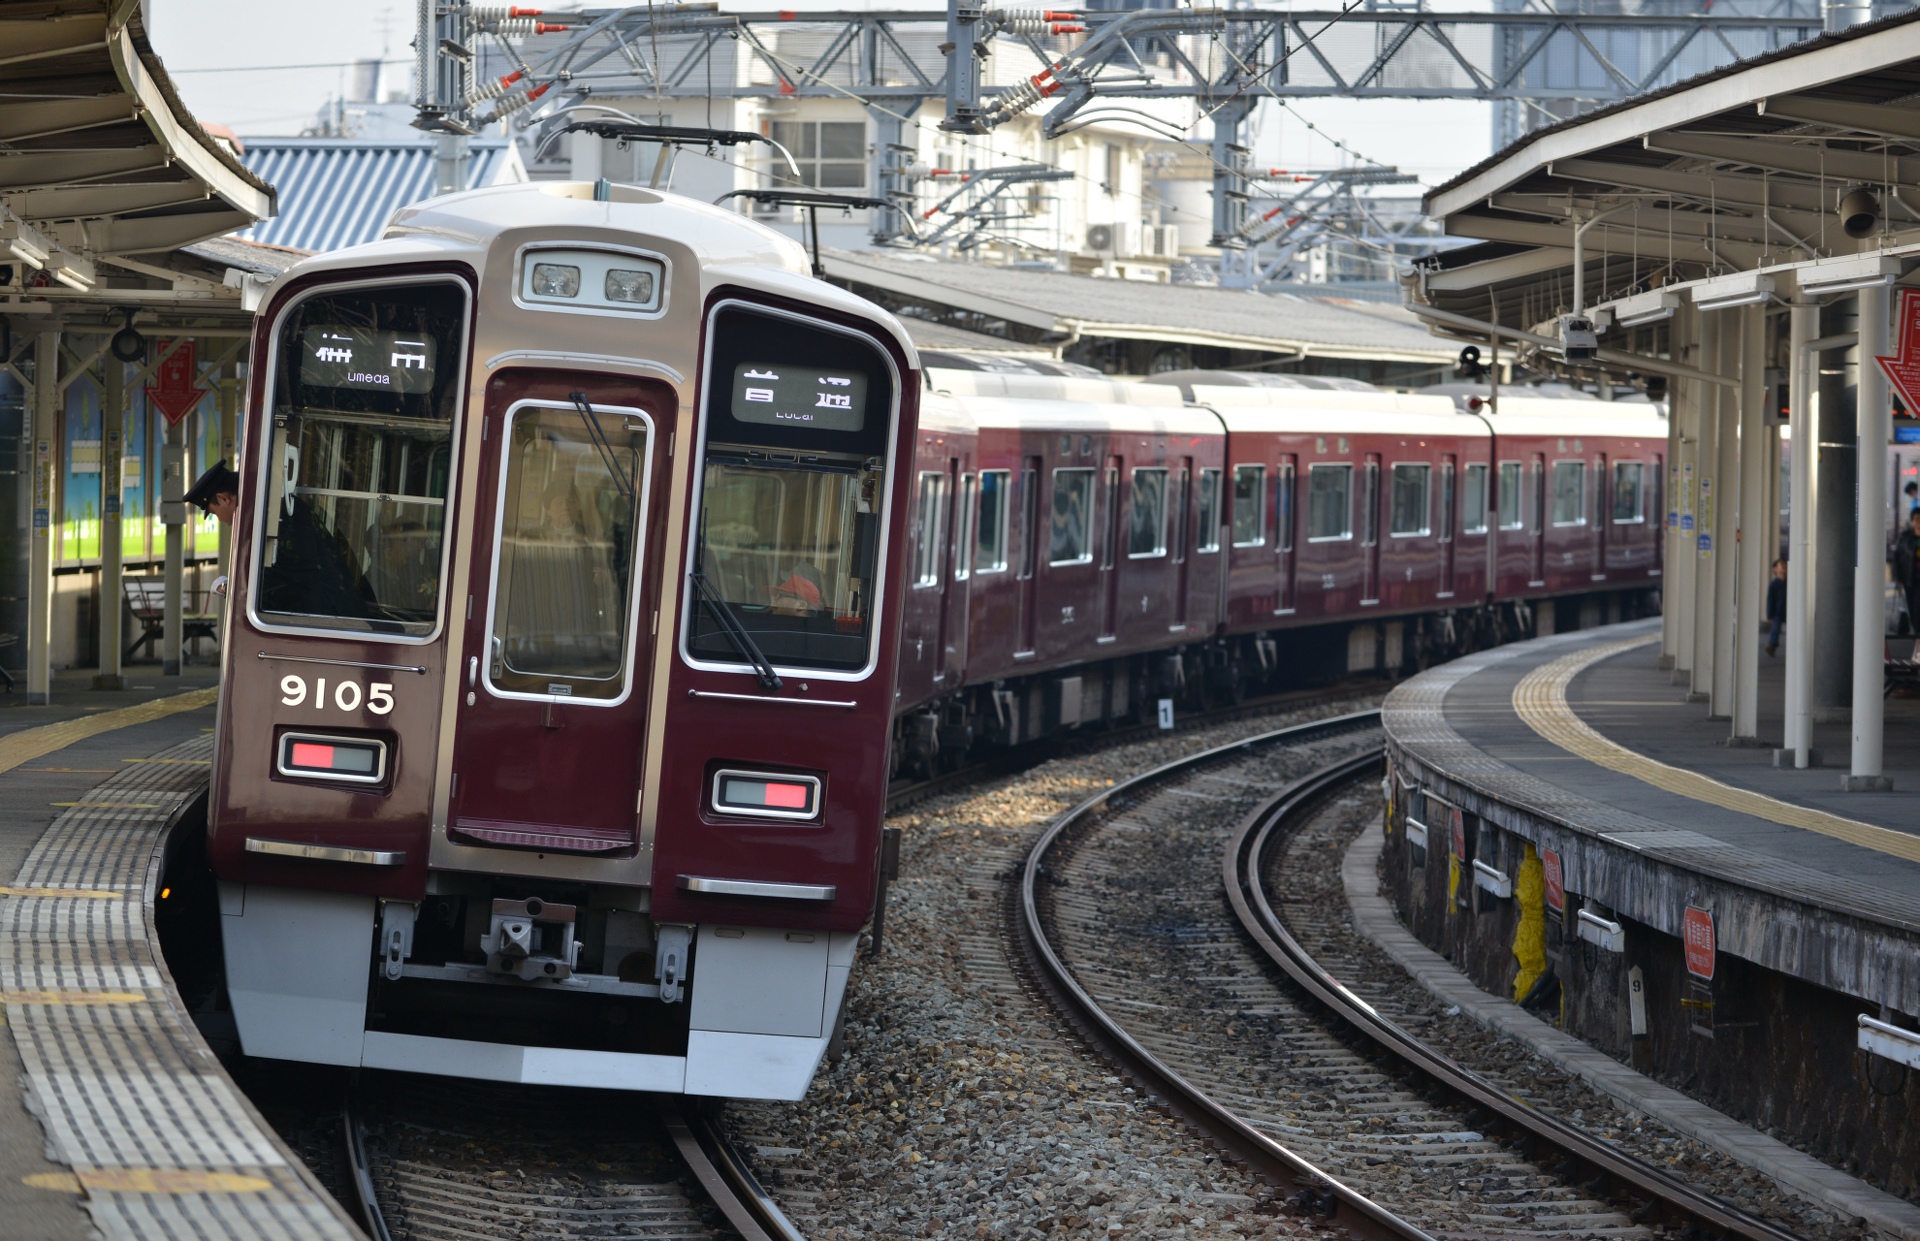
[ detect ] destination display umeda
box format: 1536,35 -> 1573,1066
731,361 -> 867,432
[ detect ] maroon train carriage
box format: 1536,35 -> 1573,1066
208,181 -> 921,1100
886,374 -> 1668,776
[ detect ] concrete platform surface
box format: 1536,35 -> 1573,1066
0,688 -> 359,1240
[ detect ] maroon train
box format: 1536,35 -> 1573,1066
201,181 -> 1664,1104
889,369 -> 1666,775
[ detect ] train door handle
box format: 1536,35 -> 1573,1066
468,656 -> 478,688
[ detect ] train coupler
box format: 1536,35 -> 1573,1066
482,897 -> 581,981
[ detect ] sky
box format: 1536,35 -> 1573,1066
148,0 -> 1494,191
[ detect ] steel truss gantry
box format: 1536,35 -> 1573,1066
412,1 -> 1831,253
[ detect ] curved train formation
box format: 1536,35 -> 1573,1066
203,181 -> 1665,1106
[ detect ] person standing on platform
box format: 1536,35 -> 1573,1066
1766,558 -> 1787,657
1896,511 -> 1920,635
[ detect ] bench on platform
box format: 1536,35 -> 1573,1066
123,577 -> 219,663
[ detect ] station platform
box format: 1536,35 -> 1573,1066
1384,617 -> 1920,1012
0,670 -> 359,1241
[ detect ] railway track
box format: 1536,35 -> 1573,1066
1018,712 -> 1806,1240
339,1074 -> 803,1241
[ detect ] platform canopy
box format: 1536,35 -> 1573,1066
1409,9 -> 1920,346
0,0 -> 276,312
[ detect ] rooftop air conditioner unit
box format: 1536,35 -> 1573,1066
1086,222 -> 1115,253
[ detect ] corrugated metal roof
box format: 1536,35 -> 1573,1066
823,251 -> 1455,364
234,138 -> 525,253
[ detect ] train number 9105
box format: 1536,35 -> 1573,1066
280,674 -> 395,715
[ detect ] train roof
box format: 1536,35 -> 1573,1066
1478,396 -> 1669,440
967,395 -> 1225,439
927,369 -> 1186,407
257,180 -> 921,371
1190,386 -> 1470,438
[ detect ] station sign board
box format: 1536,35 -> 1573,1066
1683,905 -> 1716,980
1542,847 -> 1564,914
1450,807 -> 1465,861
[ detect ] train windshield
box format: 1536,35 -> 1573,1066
253,279 -> 468,637
687,305 -> 897,675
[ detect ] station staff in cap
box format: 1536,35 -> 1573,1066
184,460 -> 240,597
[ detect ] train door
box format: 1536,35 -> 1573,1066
1361,453 -> 1381,604
1172,459 -> 1191,629
933,459 -> 961,680
1438,454 -> 1456,597
1275,455 -> 1296,614
1017,456 -> 1040,655
448,374 -> 671,853
1530,452 -> 1547,586
1594,451 -> 1609,580
1099,455 -> 1121,641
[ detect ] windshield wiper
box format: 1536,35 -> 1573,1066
569,392 -> 634,501
690,571 -> 782,690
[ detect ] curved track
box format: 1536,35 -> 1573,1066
342,1080 -> 804,1241
1019,712 -> 1806,1240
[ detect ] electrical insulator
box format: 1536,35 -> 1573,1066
987,8 -> 1083,34
984,63 -> 1066,123
470,6 -> 546,19
466,69 -> 525,106
485,17 -> 570,36
481,80 -> 552,123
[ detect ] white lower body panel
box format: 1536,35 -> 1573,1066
219,883 -> 857,1101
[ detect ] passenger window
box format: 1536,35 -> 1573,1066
1612,462 -> 1644,523
914,471 -> 949,586
1552,461 -> 1587,526
487,402 -> 649,701
1463,463 -> 1489,535
1498,462 -> 1523,529
955,472 -> 975,579
255,279 -> 467,637
1307,463 -> 1352,540
1195,468 -> 1222,553
1128,467 -> 1169,557
1390,464 -> 1430,537
1050,468 -> 1095,565
1231,465 -> 1266,547
976,469 -> 1011,571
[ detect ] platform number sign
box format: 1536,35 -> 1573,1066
1542,847 -> 1564,914
1683,905 -> 1716,981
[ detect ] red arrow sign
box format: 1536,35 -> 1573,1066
1683,905 -> 1716,981
1876,288 -> 1920,414
145,339 -> 205,427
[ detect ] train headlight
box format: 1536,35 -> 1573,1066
530,262 -> 581,298
604,268 -> 654,305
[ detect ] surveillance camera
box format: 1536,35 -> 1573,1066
1840,187 -> 1880,240
1558,314 -> 1598,362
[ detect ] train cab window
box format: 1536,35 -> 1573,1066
1463,463 -> 1489,535
1390,464 -> 1430,537
1050,468 -> 1095,565
487,402 -> 650,701
253,279 -> 467,638
1195,468 -> 1222,553
1307,464 -> 1352,541
976,469 -> 1011,572
1612,462 -> 1645,523
914,472 -> 949,587
1552,461 -> 1587,526
686,304 -> 898,675
1128,467 -> 1168,557
1231,465 -> 1266,547
1497,462 -> 1523,529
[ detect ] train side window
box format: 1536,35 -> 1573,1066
1463,463 -> 1489,534
1050,467 -> 1096,565
1497,462 -> 1523,529
253,278 -> 468,639
955,472 -> 975,579
976,469 -> 1011,572
1552,461 -> 1587,526
1231,465 -> 1266,547
1307,463 -> 1352,541
1612,462 -> 1645,523
1128,467 -> 1169,558
1390,464 -> 1430,537
1195,468 -> 1222,553
486,402 -> 651,701
914,471 -> 949,587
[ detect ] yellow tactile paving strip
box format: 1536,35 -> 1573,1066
0,688 -> 219,776
1512,636 -> 1920,867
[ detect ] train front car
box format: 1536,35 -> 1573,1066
209,182 -> 919,1101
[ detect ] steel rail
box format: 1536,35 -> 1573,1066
343,1094 -> 806,1241
1225,753 -> 1808,1241
1016,710 -> 1433,1241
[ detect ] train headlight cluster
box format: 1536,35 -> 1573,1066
520,248 -> 666,313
